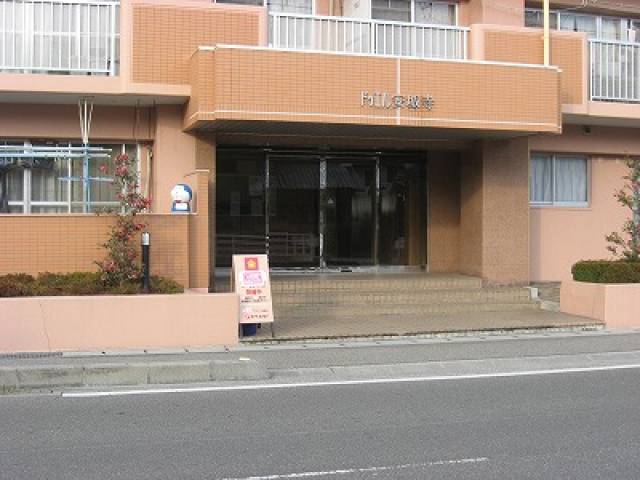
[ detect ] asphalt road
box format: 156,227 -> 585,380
1,367 -> 640,479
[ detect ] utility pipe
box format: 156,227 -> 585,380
543,0 -> 550,66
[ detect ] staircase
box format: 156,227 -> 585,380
271,273 -> 539,322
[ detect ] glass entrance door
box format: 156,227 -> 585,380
216,148 -> 427,270
267,155 -> 320,268
324,159 -> 377,266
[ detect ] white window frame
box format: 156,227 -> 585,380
213,0 -> 315,15
3,142 -> 139,214
525,7 -> 638,43
370,0 -> 457,25
530,153 -> 590,208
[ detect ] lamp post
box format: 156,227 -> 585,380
141,232 -> 151,293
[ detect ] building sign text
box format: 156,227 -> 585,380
361,91 -> 435,111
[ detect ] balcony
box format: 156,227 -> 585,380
590,39 -> 640,103
0,0 -> 119,76
269,12 -> 469,61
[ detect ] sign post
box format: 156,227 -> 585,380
231,254 -> 274,327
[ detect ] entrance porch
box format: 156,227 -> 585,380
249,272 -> 599,340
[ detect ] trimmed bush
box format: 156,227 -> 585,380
572,260 -> 640,284
0,272 -> 184,297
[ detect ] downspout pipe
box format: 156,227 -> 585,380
543,0 -> 550,66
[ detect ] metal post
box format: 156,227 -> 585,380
141,232 -> 150,293
543,0 -> 550,66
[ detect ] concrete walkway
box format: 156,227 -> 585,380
248,309 -> 601,341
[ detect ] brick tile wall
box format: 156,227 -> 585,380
0,214 -> 189,288
484,29 -> 585,105
132,3 -> 262,85
186,47 -> 561,133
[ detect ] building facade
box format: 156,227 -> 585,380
0,0 -> 637,290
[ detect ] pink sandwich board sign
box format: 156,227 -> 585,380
231,254 -> 274,324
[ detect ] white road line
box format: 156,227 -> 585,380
217,457 -> 489,479
62,363 -> 640,398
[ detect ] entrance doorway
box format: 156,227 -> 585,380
216,149 -> 426,270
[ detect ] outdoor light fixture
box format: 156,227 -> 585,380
141,232 -> 150,294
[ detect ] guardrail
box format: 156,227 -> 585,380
269,12 -> 468,60
590,39 -> 640,103
0,0 -> 120,76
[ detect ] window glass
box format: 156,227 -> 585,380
268,0 -> 312,14
415,1 -> 456,26
530,155 -> 552,203
31,159 -> 68,202
6,168 -> 24,201
372,0 -> 411,22
530,155 -> 588,205
554,156 -> 588,203
216,0 -> 263,5
559,13 -> 597,39
525,9 -> 558,29
601,17 -> 624,40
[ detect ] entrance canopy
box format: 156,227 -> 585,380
185,46 -> 562,136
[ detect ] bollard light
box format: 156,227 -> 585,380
141,232 -> 150,294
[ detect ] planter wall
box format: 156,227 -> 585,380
0,292 -> 239,353
561,280 -> 640,329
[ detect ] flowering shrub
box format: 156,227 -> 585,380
606,157 -> 640,262
96,153 -> 152,286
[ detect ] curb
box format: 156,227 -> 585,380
0,359 -> 268,394
241,323 -> 604,344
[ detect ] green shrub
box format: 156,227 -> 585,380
150,276 -> 184,294
0,272 -> 184,297
572,260 -> 640,284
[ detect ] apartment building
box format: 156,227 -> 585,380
0,0 -> 637,292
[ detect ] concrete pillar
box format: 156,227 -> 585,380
460,138 -> 530,285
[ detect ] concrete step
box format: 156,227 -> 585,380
273,287 -> 533,307
271,274 -> 483,294
274,301 -> 539,319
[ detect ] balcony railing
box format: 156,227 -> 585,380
269,12 -> 469,61
591,39 -> 640,103
0,0 -> 119,76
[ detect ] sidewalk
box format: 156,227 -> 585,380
249,309 -> 601,341
2,328 -> 638,395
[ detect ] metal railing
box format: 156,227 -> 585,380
591,39 -> 640,102
0,0 -> 120,76
269,12 -> 469,60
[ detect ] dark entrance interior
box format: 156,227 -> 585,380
215,148 -> 426,270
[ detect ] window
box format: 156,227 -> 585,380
530,154 -> 588,206
267,0 -> 312,14
215,0 -> 263,5
525,8 -> 640,43
0,143 -> 139,214
415,1 -> 456,26
372,0 -> 411,22
559,13 -> 597,39
524,9 -> 558,30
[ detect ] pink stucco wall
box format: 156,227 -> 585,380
561,281 -> 640,329
530,156 -> 628,282
0,292 -> 239,353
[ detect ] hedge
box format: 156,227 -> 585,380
0,272 -> 183,297
572,260 -> 640,284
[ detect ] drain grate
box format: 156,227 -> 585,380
0,351 -> 63,360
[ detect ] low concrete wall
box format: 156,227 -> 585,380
0,292 -> 239,353
561,280 -> 640,329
